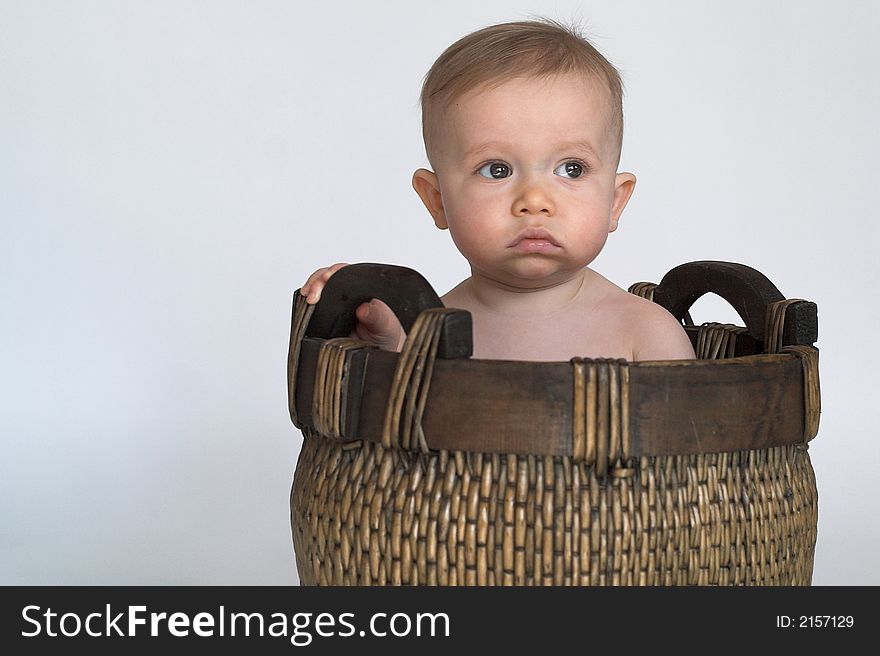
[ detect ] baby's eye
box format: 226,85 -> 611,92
477,162 -> 512,179
554,161 -> 585,179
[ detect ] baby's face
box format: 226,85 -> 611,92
429,73 -> 630,288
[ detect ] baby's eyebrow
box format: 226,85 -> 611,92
462,139 -> 601,161
463,141 -> 511,159
555,140 -> 599,158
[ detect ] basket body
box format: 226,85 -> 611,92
288,261 -> 820,586
291,429 -> 817,586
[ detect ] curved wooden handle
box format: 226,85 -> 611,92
299,262 -> 473,359
651,260 -> 817,345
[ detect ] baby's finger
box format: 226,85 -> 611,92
308,262 -> 349,301
302,264 -> 340,291
300,262 -> 350,304
353,299 -> 406,350
300,273 -> 324,298
299,267 -> 329,296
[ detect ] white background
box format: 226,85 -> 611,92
2,0 -> 877,585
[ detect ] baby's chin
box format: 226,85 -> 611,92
474,260 -> 585,287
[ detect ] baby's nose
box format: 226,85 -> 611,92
512,179 -> 555,216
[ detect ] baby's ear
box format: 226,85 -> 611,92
412,169 -> 448,229
609,172 -> 636,232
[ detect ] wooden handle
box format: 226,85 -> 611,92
652,260 -> 817,345
299,262 -> 473,359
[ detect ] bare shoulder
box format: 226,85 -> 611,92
601,288 -> 695,362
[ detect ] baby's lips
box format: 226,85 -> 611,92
508,227 -> 561,247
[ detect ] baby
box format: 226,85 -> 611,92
300,19 -> 695,362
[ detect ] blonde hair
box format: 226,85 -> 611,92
419,18 -> 624,168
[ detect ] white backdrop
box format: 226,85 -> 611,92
2,0 -> 877,585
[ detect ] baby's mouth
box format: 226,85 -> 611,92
508,228 -> 562,251
509,238 -> 562,253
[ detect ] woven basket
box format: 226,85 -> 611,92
288,261 -> 820,585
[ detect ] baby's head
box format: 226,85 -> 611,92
412,19 -> 637,288
419,18 -> 624,171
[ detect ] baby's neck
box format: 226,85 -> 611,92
465,268 -> 588,317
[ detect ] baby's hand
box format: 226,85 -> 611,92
299,263 -> 406,352
299,262 -> 350,305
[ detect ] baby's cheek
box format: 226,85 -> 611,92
446,228 -> 480,257
445,229 -> 493,267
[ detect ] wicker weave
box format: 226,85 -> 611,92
290,276 -> 819,585
292,437 -> 816,585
